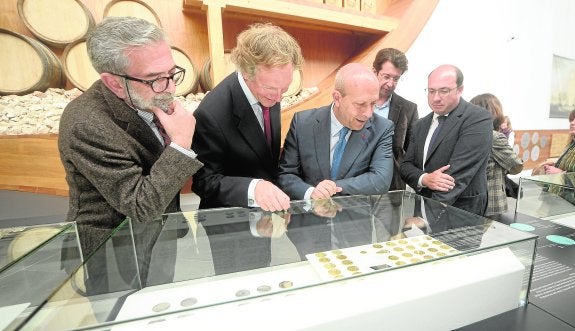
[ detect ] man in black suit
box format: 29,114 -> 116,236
192,23 -> 303,211
372,48 -> 418,191
400,65 -> 492,216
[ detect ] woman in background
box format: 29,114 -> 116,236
542,109 -> 575,174
470,93 -> 523,221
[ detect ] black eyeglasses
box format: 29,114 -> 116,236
114,65 -> 186,93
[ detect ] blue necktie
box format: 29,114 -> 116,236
331,127 -> 349,180
429,116 -> 446,148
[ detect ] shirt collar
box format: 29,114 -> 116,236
237,71 -> 260,109
375,94 -> 392,110
330,103 -> 346,136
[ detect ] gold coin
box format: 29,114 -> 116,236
406,245 -> 416,250
334,274 -> 344,279
279,281 -> 293,289
377,249 -> 390,254
428,248 -> 438,252
385,241 -> 396,246
328,269 -> 342,275
324,263 -> 336,269
388,255 -> 399,260
347,266 -> 359,272
396,261 -> 406,266
402,252 -> 413,258
437,252 -> 446,257
315,252 -> 327,258
152,302 -> 170,312
423,255 -> 433,260
414,250 -> 425,255
410,258 -> 421,263
398,239 -> 408,244
372,244 -> 383,248
440,245 -> 451,250
331,249 -> 342,255
421,243 -> 429,247
341,260 -> 353,265
318,257 -> 330,263
336,254 -> 347,260
425,236 -> 432,240
360,250 -> 367,254
432,240 -> 442,245
393,247 -> 404,252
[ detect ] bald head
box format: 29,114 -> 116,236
333,63 -> 379,130
429,64 -> 464,87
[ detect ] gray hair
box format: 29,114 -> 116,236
86,17 -> 168,74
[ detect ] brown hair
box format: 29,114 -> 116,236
372,48 -> 408,74
470,93 -> 505,130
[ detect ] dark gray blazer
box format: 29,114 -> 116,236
400,99 -> 492,216
278,105 -> 394,200
192,72 -> 282,209
387,92 -> 418,191
58,80 -> 203,255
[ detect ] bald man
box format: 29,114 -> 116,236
400,64 -> 492,216
278,63 -> 394,200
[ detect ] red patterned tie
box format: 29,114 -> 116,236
262,106 -> 272,148
153,115 -> 171,146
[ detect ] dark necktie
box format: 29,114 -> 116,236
331,127 -> 349,180
429,115 -> 446,148
153,115 -> 171,146
262,106 -> 272,148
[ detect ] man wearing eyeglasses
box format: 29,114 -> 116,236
58,16 -> 203,272
192,23 -> 303,212
400,65 -> 492,216
372,48 -> 418,191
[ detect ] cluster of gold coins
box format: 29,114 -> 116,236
307,235 -> 458,280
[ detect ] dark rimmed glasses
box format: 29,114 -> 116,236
114,65 -> 186,93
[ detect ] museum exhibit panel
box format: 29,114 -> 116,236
3,192 -> 537,331
514,174 -> 575,328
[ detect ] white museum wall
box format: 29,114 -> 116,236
397,0 -> 575,130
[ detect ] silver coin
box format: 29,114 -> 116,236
236,289 -> 251,297
257,285 -> 272,292
180,297 -> 198,307
152,302 -> 170,312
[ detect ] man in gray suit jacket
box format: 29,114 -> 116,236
400,65 -> 492,216
279,63 -> 394,200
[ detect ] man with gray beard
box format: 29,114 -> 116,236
58,17 -> 202,292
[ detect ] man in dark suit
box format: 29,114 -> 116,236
372,48 -> 418,191
400,65 -> 492,216
192,23 -> 303,212
58,17 -> 203,291
278,63 -> 394,200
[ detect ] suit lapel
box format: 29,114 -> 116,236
313,107 -> 332,179
338,119 -> 371,178
101,82 -> 163,156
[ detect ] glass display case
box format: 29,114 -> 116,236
10,192 -> 537,330
0,221 -> 82,331
514,174 -> 575,328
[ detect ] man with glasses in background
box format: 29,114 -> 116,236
59,17 -> 203,291
400,65 -> 492,216
372,48 -> 418,191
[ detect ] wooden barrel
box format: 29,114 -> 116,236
0,28 -> 64,95
17,0 -> 95,49
61,39 -> 100,91
171,46 -> 199,96
103,0 -> 162,27
7,226 -> 61,262
199,51 -> 235,92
